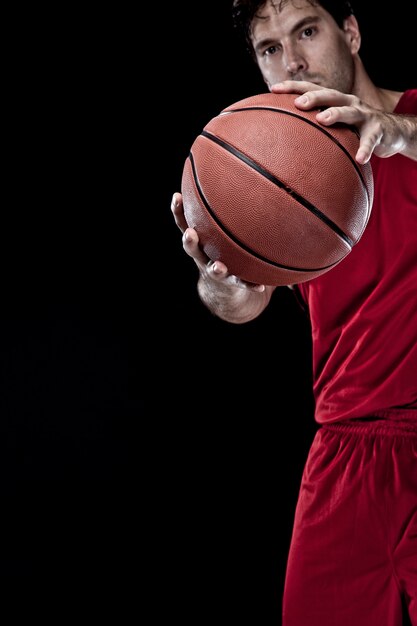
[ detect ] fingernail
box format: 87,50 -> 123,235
318,110 -> 331,120
295,95 -> 308,105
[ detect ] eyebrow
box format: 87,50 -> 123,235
253,15 -> 321,54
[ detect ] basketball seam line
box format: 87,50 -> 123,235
221,105 -> 371,214
188,151 -> 346,273
202,129 -> 354,247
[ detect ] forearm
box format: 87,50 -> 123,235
197,275 -> 275,324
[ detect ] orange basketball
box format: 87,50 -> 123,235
181,92 -> 374,286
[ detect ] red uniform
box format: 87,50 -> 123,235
284,90 -> 417,625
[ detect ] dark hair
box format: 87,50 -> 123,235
232,0 -> 354,55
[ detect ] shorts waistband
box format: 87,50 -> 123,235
323,418 -> 417,437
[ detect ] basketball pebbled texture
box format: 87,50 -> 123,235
181,92 -> 374,286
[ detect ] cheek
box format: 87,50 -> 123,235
259,63 -> 285,89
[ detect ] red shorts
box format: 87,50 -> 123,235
282,419 -> 417,626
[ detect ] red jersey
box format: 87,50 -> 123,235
296,89 -> 417,423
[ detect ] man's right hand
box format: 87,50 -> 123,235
170,192 -> 274,324
171,192 -> 266,293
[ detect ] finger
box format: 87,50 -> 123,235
211,264 -> 265,291
171,193 -> 188,231
355,145 -> 372,165
182,228 -> 210,267
295,91 -> 355,112
356,133 -> 381,165
270,80 -> 319,94
209,260 -> 229,279
314,106 -> 377,163
171,191 -> 182,212
315,105 -> 355,125
182,227 -> 200,255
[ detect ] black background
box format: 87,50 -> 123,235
2,1 -> 413,620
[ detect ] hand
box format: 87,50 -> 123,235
170,192 -> 265,292
271,81 -> 407,164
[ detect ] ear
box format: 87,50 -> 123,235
343,14 -> 361,54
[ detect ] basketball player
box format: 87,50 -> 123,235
170,1 -> 417,624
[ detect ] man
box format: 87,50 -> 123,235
171,1 -> 417,624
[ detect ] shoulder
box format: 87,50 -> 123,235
395,89 -> 417,114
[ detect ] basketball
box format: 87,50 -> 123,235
181,92 -> 374,286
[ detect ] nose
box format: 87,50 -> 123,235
283,46 -> 306,76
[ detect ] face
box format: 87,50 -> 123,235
250,0 -> 360,91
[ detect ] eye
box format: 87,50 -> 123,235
264,45 -> 279,56
301,26 -> 316,39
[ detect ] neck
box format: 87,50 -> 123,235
352,56 -> 403,112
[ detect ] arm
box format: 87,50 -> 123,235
272,81 -> 417,163
171,193 -> 276,324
